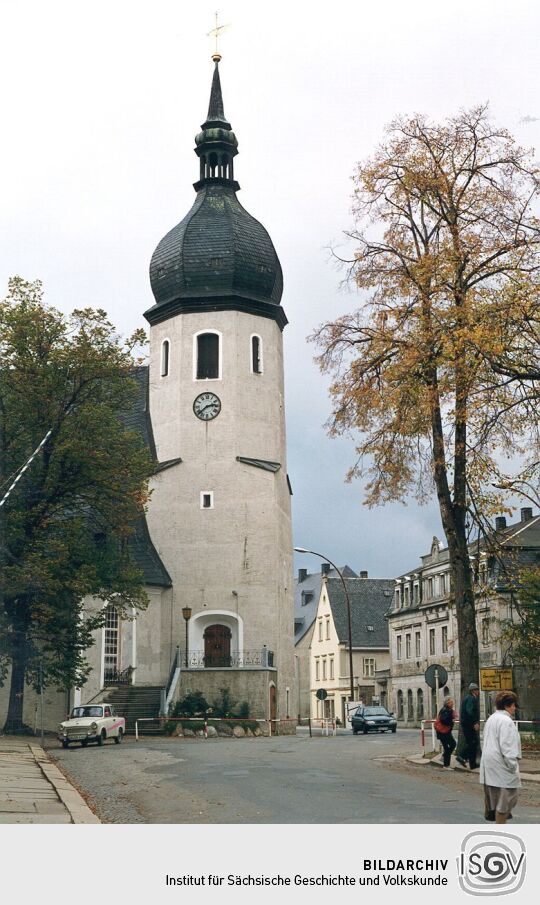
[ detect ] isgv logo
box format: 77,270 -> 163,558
458,832 -> 526,896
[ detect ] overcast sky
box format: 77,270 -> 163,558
1,0 -> 539,578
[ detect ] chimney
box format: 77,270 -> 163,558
521,507 -> 533,522
359,570 -> 368,579
298,568 -> 308,583
495,516 -> 507,530
321,563 -> 331,576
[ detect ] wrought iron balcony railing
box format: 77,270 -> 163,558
103,665 -> 135,685
183,649 -> 274,669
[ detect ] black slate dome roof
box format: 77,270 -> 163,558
149,184 -> 283,306
144,59 -> 286,329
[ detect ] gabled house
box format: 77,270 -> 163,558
294,564 -> 357,720
309,575 -> 394,724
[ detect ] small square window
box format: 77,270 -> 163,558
200,491 -> 214,509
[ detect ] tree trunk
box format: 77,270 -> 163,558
447,535 -> 480,693
429,375 -> 480,697
3,627 -> 28,733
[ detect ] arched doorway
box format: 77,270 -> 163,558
203,624 -> 231,667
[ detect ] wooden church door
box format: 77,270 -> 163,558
203,624 -> 232,667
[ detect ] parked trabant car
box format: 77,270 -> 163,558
58,704 -> 125,748
351,705 -> 397,734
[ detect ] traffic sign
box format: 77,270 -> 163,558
424,664 -> 448,689
480,667 -> 513,691
316,688 -> 328,700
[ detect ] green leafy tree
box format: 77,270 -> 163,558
0,277 -> 152,731
312,107 -> 540,694
502,568 -> 540,668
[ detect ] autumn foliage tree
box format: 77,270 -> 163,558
312,106 -> 540,695
0,278 -> 152,731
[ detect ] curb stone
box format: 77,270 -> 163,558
407,755 -> 540,783
31,745 -> 101,823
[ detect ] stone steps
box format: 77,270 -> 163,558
100,685 -> 164,732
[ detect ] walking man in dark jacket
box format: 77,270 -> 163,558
457,682 -> 481,769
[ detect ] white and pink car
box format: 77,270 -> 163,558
58,704 -> 125,748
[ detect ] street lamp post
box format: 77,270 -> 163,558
182,605 -> 192,668
294,547 -> 355,703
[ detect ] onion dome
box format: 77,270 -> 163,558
145,58 -> 285,329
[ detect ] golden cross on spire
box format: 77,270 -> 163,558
207,11 -> 230,62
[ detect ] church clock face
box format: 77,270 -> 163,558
193,391 -> 221,421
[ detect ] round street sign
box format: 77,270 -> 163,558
316,688 -> 328,700
424,664 -> 448,689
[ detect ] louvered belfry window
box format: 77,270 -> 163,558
197,332 -> 219,379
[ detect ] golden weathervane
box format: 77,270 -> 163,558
207,11 -> 230,62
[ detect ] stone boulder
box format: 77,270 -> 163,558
217,724 -> 233,736
183,728 -> 195,738
206,725 -> 218,738
232,725 -> 245,738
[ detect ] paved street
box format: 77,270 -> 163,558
49,728 -> 540,824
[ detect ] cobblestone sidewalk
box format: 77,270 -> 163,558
0,736 -> 100,824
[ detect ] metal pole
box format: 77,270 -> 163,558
294,548 -> 355,702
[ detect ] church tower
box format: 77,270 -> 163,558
143,54 -> 295,726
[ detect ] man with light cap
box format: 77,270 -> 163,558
457,682 -> 481,769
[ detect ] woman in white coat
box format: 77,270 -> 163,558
480,690 -> 521,824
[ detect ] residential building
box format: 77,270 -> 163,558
294,564 -> 357,721
309,575 -> 394,725
388,509 -> 540,726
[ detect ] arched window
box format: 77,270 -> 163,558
195,331 -> 221,380
397,690 -> 404,720
417,688 -> 424,719
407,689 -> 414,721
251,334 -> 262,374
160,339 -> 170,377
103,604 -> 120,683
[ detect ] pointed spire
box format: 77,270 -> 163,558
203,60 -> 231,130
194,57 -> 239,191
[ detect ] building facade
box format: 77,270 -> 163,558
387,510 -> 540,726
294,564 -> 357,721
309,576 -> 394,725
